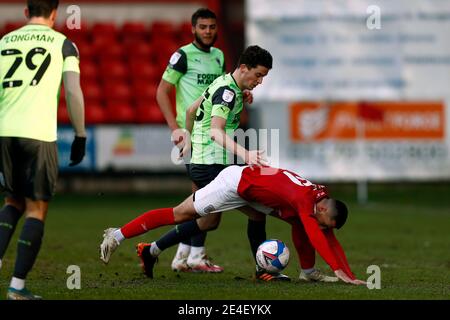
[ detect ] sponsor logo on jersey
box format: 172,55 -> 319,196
169,52 -> 182,65
222,89 -> 234,103
197,73 -> 220,85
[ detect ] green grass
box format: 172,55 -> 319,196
0,183 -> 449,300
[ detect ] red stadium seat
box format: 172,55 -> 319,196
100,62 -> 128,81
82,80 -> 103,101
153,38 -> 178,65
126,42 -> 154,61
178,21 -> 192,44
129,61 -> 159,82
75,40 -> 94,60
135,102 -> 166,124
91,22 -> 118,39
132,82 -> 158,101
103,82 -> 132,103
57,100 -> 71,124
80,59 -> 98,81
150,21 -> 176,39
98,42 -> 125,60
85,102 -> 107,124
121,22 -> 148,44
92,36 -> 119,53
106,101 -> 136,123
60,21 -> 90,44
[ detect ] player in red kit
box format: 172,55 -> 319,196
100,165 -> 366,285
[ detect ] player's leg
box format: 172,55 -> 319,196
0,138 -> 26,269
240,205 -> 291,281
171,164 -> 226,272
99,194 -> 198,264
137,165 -> 248,277
8,199 -> 48,300
7,138 -> 57,300
0,197 -> 25,270
172,180 -> 198,272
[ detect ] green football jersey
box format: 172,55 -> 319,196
162,42 -> 225,128
191,73 -> 243,165
0,24 -> 80,142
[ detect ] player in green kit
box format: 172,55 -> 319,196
101,46 -> 290,281
0,0 -> 86,299
156,8 -> 227,273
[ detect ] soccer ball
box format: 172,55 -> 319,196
256,239 -> 290,273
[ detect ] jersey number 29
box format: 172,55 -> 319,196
1,47 -> 51,88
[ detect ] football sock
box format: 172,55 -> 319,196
149,242 -> 161,256
121,208 -> 175,238
113,229 -> 125,244
13,218 -> 44,280
155,220 -> 201,251
174,243 -> 191,258
189,245 -> 205,258
0,205 -> 23,259
189,231 -> 207,247
10,276 -> 25,290
247,219 -> 266,261
303,268 -> 315,275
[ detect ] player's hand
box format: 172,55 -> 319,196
171,128 -> 186,147
69,136 -> 86,166
246,150 -> 269,167
243,90 -> 254,104
334,269 -> 366,285
179,135 -> 191,159
351,279 -> 367,286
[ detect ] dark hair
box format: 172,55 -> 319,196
238,45 -> 273,70
333,199 -> 348,229
191,8 -> 216,26
28,0 -> 59,18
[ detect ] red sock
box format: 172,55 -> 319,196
120,208 -> 175,239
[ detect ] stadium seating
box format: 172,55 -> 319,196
0,19 -> 230,125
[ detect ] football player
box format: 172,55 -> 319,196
100,165 -> 366,285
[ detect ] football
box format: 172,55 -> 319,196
256,239 -> 290,273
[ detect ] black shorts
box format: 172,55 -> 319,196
188,164 -> 227,188
0,137 -> 58,201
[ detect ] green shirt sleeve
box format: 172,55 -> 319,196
210,86 -> 236,119
62,38 -> 80,73
162,49 -> 187,85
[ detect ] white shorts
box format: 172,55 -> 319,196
193,165 -> 273,216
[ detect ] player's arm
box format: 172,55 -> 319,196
61,39 -> 86,167
180,96 -> 203,157
157,50 -> 187,132
209,87 -> 266,166
63,71 -> 85,138
185,96 -> 203,134
62,39 -> 85,138
289,218 -> 316,270
156,79 -> 178,132
299,212 -> 364,285
323,229 -> 366,284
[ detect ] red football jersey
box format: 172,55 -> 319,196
237,166 -> 349,272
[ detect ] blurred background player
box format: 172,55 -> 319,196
156,8 -> 226,273
100,165 -> 366,285
0,0 -> 86,300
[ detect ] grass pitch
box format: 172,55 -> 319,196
0,183 -> 449,300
